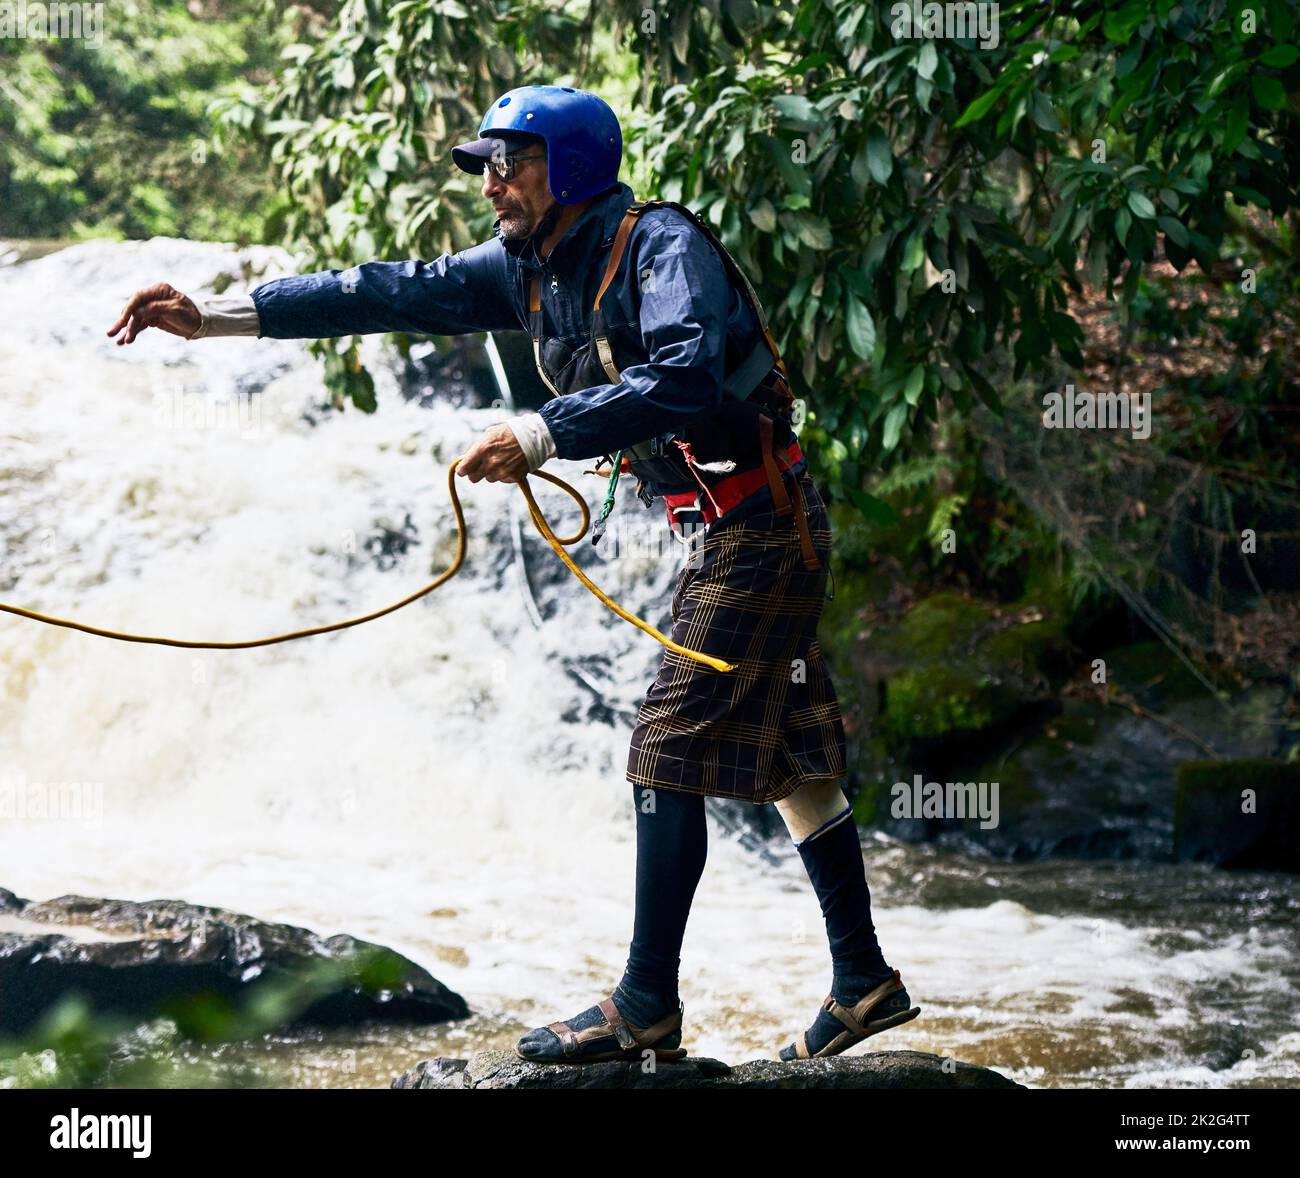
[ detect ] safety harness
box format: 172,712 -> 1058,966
525,199 -> 822,572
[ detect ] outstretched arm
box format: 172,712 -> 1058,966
107,238 -> 519,345
248,239 -> 518,339
104,242 -> 548,486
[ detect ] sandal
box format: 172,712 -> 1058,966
514,996 -> 689,1065
784,968 -> 921,1060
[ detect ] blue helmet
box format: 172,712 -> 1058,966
451,84 -> 622,205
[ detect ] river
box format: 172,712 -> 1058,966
1,239 -> 1296,1089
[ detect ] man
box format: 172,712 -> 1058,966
107,84 -> 919,1063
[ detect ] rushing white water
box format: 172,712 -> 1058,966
1,239 -> 1296,1089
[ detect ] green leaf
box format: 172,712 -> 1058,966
1224,93 -> 1249,153
846,488 -> 898,528
881,401 -> 908,451
773,94 -> 820,127
850,145 -> 872,190
962,362 -> 1004,415
917,41 -> 938,81
901,232 -> 925,271
845,295 -> 877,359
1126,190 -> 1157,219
904,365 -> 924,405
953,86 -> 1002,128
1156,215 -> 1188,247
749,198 -> 777,232
782,192 -> 812,210
866,130 -> 893,184
1229,185 -> 1271,207
794,212 -> 833,250
1103,3 -> 1146,42
1028,91 -> 1061,133
1251,75 -> 1286,109
1258,45 -> 1299,68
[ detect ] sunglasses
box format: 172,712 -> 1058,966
483,151 -> 546,181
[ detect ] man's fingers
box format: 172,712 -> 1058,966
107,283 -> 178,337
110,301 -> 156,339
122,308 -> 161,344
122,294 -> 188,343
123,310 -> 156,344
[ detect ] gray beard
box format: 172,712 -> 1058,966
496,214 -> 533,239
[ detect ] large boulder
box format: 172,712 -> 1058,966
392,1049 -> 1024,1090
0,887 -> 467,1034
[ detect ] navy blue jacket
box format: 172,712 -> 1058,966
249,181 -> 801,471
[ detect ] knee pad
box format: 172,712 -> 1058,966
773,781 -> 850,844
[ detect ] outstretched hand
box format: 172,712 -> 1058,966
456,422 -> 531,484
106,282 -> 201,345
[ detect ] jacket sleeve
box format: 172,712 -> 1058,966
249,238 -> 520,339
536,216 -> 728,460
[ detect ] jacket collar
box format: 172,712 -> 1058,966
497,181 -> 635,275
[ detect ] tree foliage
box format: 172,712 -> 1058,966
0,0 -> 291,242
225,0 -> 1295,500
211,0 -> 606,409
617,0 -> 1298,501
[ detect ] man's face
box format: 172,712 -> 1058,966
481,140 -> 553,240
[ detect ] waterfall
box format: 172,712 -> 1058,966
2,239 -> 1294,1083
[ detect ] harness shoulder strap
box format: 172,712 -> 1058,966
527,274 -> 564,398
628,200 -> 792,392
590,200 -> 793,409
591,203 -> 655,383
593,202 -> 654,317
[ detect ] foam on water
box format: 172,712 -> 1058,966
1,239 -> 1295,1087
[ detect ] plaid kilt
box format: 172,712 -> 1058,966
625,469 -> 848,805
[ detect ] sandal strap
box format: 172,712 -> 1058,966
546,998 -> 685,1059
825,971 -> 904,1038
632,1005 -> 684,1046
599,997 -> 683,1051
597,997 -> 638,1051
547,1021 -> 580,1056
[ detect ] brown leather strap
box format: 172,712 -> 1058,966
765,423 -> 820,570
547,1020 -> 579,1056
787,469 -> 822,571
759,414 -> 793,518
590,206 -> 651,383
598,997 -> 637,1050
589,200 -> 797,416
593,207 -> 645,316
758,414 -> 822,571
633,1006 -> 684,1046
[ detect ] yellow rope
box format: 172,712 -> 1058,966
0,456 -> 736,671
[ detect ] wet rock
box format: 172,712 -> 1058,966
0,887 -> 467,1034
391,1048 -> 1024,1090
1175,759 -> 1300,872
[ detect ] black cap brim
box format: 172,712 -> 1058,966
451,131 -> 543,175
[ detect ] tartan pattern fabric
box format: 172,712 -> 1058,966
626,470 -> 847,805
